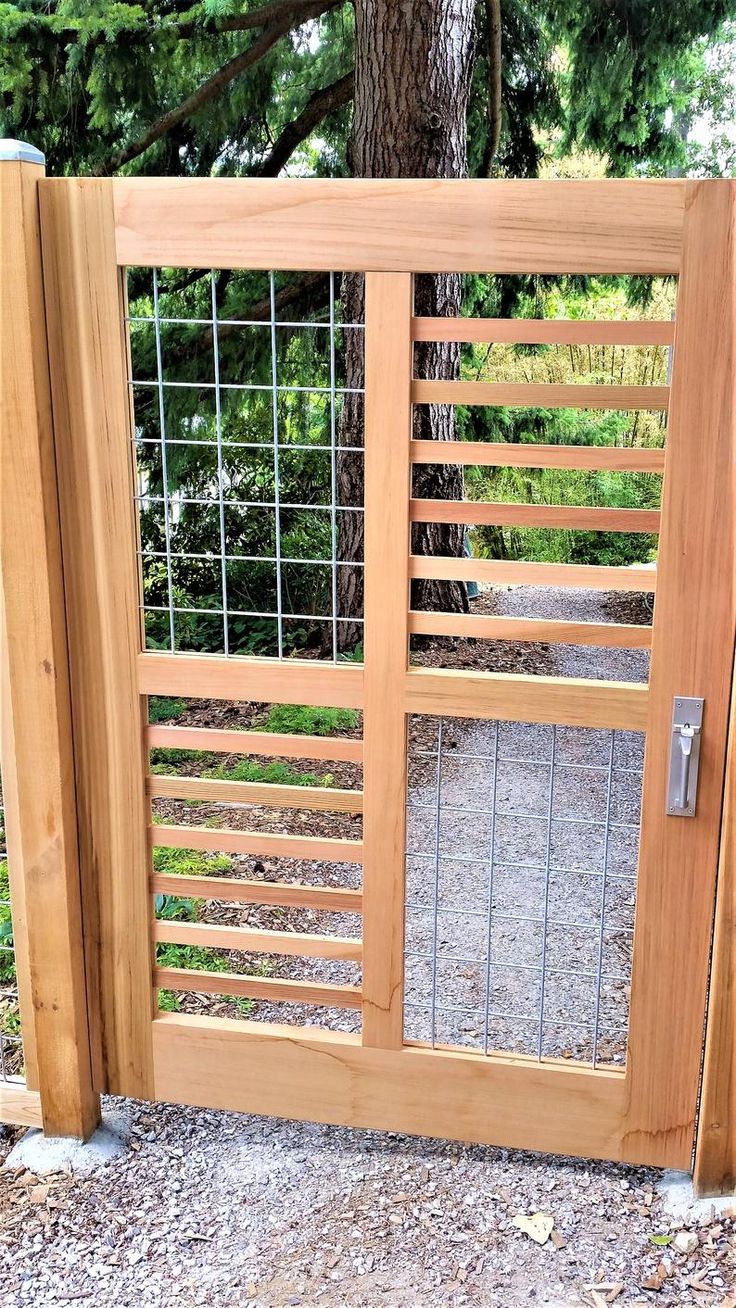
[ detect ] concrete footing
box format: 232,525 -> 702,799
3,1106 -> 131,1176
659,1170 -> 736,1223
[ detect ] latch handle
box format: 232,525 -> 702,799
675,724 -> 697,810
667,698 -> 704,817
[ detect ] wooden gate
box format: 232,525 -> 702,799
3,159 -> 735,1181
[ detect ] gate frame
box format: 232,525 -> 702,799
1,144 -> 734,1192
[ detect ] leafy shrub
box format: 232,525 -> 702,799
152,846 -> 232,877
260,704 -> 359,736
204,758 -> 332,787
148,696 -> 187,723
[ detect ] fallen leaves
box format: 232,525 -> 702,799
511,1212 -> 555,1246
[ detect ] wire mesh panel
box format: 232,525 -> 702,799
127,269 -> 365,662
0,762 -> 22,1080
405,715 -> 644,1066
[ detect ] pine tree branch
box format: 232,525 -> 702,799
482,0 -> 502,175
95,0 -> 342,175
256,70 -> 354,176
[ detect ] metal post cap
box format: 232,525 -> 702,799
0,139 -> 45,165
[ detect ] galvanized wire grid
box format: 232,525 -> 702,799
127,269 -> 365,661
404,717 -> 644,1067
0,765 -> 22,1080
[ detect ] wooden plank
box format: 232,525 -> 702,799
138,652 -> 363,709
412,317 -> 676,345
156,969 -> 362,1009
151,823 -> 363,863
412,380 -> 669,410
410,439 -> 666,473
361,272 -> 413,1050
693,658 -> 736,1196
0,1081 -> 43,1130
151,872 -> 363,913
410,499 -> 660,533
408,611 -> 653,649
148,724 -> 363,763
623,180 -> 736,1171
148,774 -> 364,813
409,555 -> 657,592
39,178 -> 157,1100
153,1014 -> 631,1164
154,920 -> 362,962
109,177 -> 686,273
0,152 -> 99,1136
405,667 -> 649,731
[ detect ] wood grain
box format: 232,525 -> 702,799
408,611 -> 653,649
361,273 -> 413,1049
410,439 -> 665,473
412,381 -> 669,410
405,667 -> 649,731
148,773 -> 364,813
623,180 -> 736,1171
138,652 -> 363,708
409,555 -> 657,592
0,1081 -> 43,1130
412,318 -> 676,345
151,872 -> 363,913
147,724 -> 363,763
109,177 -> 686,273
0,158 -> 99,1136
156,970 -> 362,1009
39,177 -> 154,1099
151,823 -> 363,863
154,920 -> 362,962
410,499 -> 660,533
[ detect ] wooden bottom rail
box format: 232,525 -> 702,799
405,667 -> 649,730
151,872 -> 363,913
154,920 -> 362,962
147,724 -> 363,763
0,1081 -> 43,1129
148,774 -> 364,813
409,555 -> 657,592
151,824 -> 364,863
409,611 -> 653,649
155,970 -> 363,1008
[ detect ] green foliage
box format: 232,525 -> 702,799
260,704 -> 359,736
0,860 -> 14,986
205,758 -> 332,786
152,845 -> 232,876
154,893 -> 197,922
148,696 -> 187,723
149,747 -> 216,774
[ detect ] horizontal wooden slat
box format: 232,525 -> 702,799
409,611 -> 653,649
0,1081 -> 43,1129
410,439 -> 666,473
147,724 -> 363,763
412,317 -> 676,345
152,1015 -> 643,1165
410,500 -> 660,533
151,872 -> 363,913
148,774 -> 364,813
109,177 -> 686,273
412,380 -> 670,410
156,969 -> 362,1008
138,652 -> 363,708
154,920 -> 362,962
151,823 -> 363,863
404,667 -> 649,730
409,555 -> 657,592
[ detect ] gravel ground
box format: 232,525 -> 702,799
6,584 -> 730,1308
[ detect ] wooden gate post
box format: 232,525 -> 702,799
0,141 -> 100,1138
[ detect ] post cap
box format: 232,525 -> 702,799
0,139 -> 45,165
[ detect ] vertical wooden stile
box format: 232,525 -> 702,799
38,178 -> 154,1099
0,145 -> 99,1136
361,272 -> 413,1048
623,180 -> 736,1169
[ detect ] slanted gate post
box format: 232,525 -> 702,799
0,141 -> 100,1138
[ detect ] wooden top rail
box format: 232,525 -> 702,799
408,555 -> 657,592
412,318 -> 676,345
150,823 -> 364,863
408,611 -> 653,649
151,872 -> 363,913
148,774 -> 364,814
412,381 -> 670,410
410,439 -> 666,473
138,651 -> 363,708
155,967 -> 363,1008
102,177 -> 687,272
154,920 -> 362,962
147,724 -> 363,763
410,500 -> 660,533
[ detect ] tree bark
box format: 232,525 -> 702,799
336,0 -> 478,647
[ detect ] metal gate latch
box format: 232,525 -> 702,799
667,697 -> 703,817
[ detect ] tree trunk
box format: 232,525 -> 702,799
336,0 -> 478,649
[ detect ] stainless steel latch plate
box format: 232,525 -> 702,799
667,696 -> 703,817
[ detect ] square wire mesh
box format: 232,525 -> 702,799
127,269 -> 365,661
404,716 -> 644,1067
0,763 -> 23,1080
